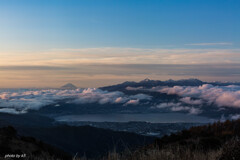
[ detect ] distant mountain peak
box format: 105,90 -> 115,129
142,78 -> 151,82
140,78 -> 154,83
60,83 -> 77,90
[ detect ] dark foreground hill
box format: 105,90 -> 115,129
2,117 -> 240,159
18,125 -> 154,158
0,126 -> 71,160
0,113 -> 154,159
0,125 -> 154,160
103,119 -> 240,160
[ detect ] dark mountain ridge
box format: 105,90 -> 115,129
100,78 -> 204,92
100,78 -> 240,92
0,113 -> 154,158
103,119 -> 240,160
0,126 -> 71,160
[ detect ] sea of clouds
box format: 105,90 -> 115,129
127,84 -> 240,108
2,84 -> 240,116
153,84 -> 240,108
0,88 -> 151,114
126,84 -> 240,115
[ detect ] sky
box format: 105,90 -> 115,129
0,0 -> 240,88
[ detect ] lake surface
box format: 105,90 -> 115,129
55,113 -> 213,123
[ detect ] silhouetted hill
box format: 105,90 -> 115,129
18,125 -> 154,158
101,78 -> 240,93
0,126 -> 71,160
2,115 -> 240,159
100,78 -> 204,92
154,119 -> 240,150
60,83 -> 77,89
112,119 -> 240,160
0,113 -> 154,158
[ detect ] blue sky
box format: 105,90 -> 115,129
0,0 -> 239,50
0,0 -> 240,88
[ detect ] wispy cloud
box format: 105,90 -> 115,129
185,42 -> 233,46
1,48 -> 240,66
1,47 -> 240,87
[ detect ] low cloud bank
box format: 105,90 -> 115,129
153,84 -> 240,108
0,88 -> 151,114
126,84 -> 240,114
154,102 -> 202,114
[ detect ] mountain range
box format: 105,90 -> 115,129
101,78 -> 240,92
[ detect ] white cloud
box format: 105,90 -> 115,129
171,106 -> 189,111
230,114 -> 240,120
114,97 -> 128,103
155,102 -> 181,109
124,99 -> 139,106
188,107 -> 202,115
170,106 -> 201,115
154,102 -> 202,115
180,97 -> 202,105
0,108 -> 27,114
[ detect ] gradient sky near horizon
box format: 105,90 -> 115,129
0,0 -> 240,88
